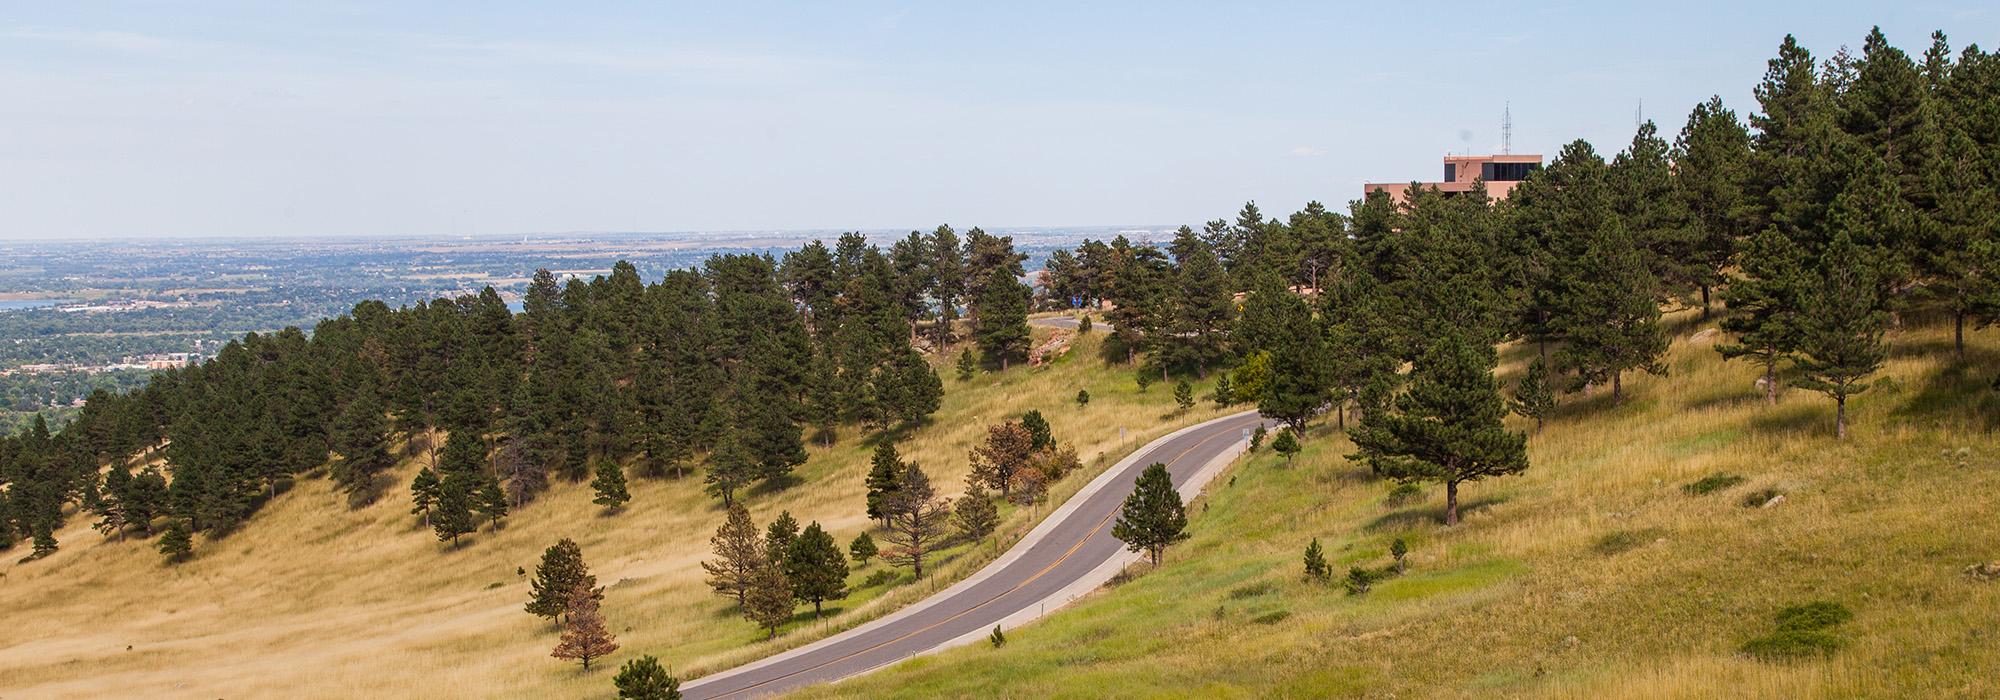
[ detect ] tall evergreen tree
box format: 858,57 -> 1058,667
700,504 -> 762,608
1552,209 -> 1668,400
1510,357 -> 1557,433
881,463 -> 952,578
591,459 -> 631,511
1718,230 -> 1810,404
1112,462 -> 1188,567
783,522 -> 848,617
1673,96 -> 1755,315
1349,335 -> 1528,526
972,266 -> 1032,370
1162,226 -> 1235,375
743,557 -> 795,639
331,387 -> 393,506
157,519 -> 193,564
953,481 -> 999,547
864,442 -> 904,527
527,538 -> 601,623
1793,234 -> 1888,439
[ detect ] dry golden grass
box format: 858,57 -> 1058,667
802,312 -> 2000,699
0,325 -> 1226,699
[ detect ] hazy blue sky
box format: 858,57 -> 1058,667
2,2 -> 1993,240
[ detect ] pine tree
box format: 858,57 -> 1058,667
29,524 -> 57,560
1553,216 -> 1668,400
864,442 -> 904,526
1174,381 -> 1195,414
700,503 -> 762,607
1349,334 -> 1528,526
955,349 -> 976,381
1793,234 -> 1888,439
1162,226 -> 1235,375
591,459 -> 630,511
551,581 -> 619,671
1020,409 -> 1054,451
157,519 -> 193,564
969,421 -> 1034,499
972,267 -> 1032,370
764,510 -> 800,565
953,481 -> 999,547
1303,537 -> 1329,582
1673,96 -> 1754,316
783,522 -> 848,617
1113,463 -> 1187,567
527,538 -> 601,623
881,463 -> 952,578
704,426 -> 757,506
408,467 -> 440,526
1075,389 -> 1090,407
1510,357 -> 1557,433
613,655 -> 682,700
1718,230 -> 1810,404
1271,429 -> 1301,464
331,388 -> 393,507
1211,374 -> 1235,406
431,473 -> 477,546
743,558 -> 795,639
472,474 -> 508,530
1389,537 -> 1409,574
848,532 -> 877,564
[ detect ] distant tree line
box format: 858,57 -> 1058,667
0,229 -> 1038,561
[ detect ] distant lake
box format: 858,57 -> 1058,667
0,298 -> 72,311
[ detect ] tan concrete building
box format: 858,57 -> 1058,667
1364,153 -> 1543,203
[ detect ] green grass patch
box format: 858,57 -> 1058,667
1682,473 -> 1747,496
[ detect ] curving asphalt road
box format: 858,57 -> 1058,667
1028,313 -> 1091,331
680,408 -> 1265,699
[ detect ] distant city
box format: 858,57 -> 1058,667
0,227 -> 1167,427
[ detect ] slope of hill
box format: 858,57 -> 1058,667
801,314 -> 2000,699
0,327 -> 1225,699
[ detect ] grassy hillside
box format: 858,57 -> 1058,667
0,325 -> 1229,699
803,313 -> 2000,699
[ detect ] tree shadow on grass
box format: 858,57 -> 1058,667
1746,403 -> 1825,437
1684,390 -> 1768,414
1892,359 -> 2000,430
1364,495 -> 1508,532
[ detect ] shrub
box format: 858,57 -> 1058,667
1249,426 -> 1267,450
1682,473 -> 1747,496
1742,600 -> 1852,662
1344,566 -> 1383,595
1742,629 -> 1845,661
988,625 -> 1006,647
860,569 -> 898,588
1774,601 -> 1853,632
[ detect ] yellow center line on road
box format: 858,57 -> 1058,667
700,416 -> 1253,699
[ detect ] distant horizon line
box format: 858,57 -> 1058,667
0,223 -> 1186,246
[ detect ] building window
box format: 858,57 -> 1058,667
1483,162 -> 1539,181
1445,163 -> 1457,182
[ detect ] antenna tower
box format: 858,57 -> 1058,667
1501,101 -> 1513,155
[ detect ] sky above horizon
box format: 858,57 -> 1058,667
2,2 -> 1995,241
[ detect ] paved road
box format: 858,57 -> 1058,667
681,409 -> 1265,699
1028,314 -> 1090,330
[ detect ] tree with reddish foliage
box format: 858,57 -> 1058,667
552,581 -> 619,671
